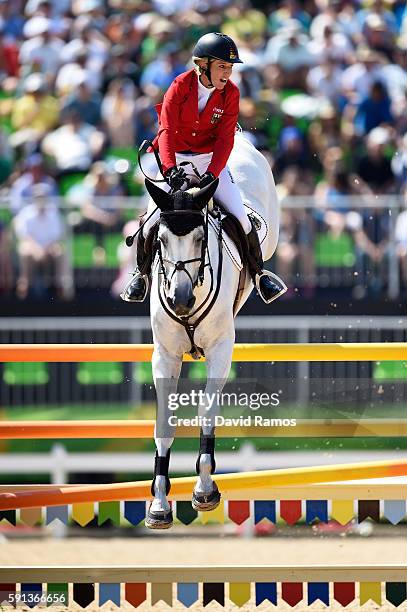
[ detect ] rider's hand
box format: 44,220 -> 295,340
165,166 -> 187,192
199,171 -> 216,189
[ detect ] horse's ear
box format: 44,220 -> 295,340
145,178 -> 173,211
191,178 -> 219,210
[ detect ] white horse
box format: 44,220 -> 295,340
144,133 -> 280,528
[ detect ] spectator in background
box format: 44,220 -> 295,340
101,78 -> 137,148
263,20 -> 314,90
395,193 -> 407,292
308,21 -> 353,64
392,133 -> 407,192
10,72 -> 59,153
74,160 -> 124,240
354,80 -> 393,135
56,45 -> 99,97
0,218 -> 13,295
41,109 -> 105,176
14,183 -> 73,300
341,46 -> 383,102
9,152 -> 57,214
356,126 -> 395,193
276,167 -> 315,297
0,30 -> 19,77
61,73 -> 102,126
306,56 -> 343,107
273,126 -> 312,181
102,44 -> 140,92
19,16 -> 64,78
308,102 -> 343,161
139,44 -> 186,92
363,13 -> 395,61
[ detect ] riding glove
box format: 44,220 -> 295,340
199,171 -> 216,189
165,166 -> 187,192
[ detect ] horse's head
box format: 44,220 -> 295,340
145,178 -> 218,317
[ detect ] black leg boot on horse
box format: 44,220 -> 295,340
246,218 -> 287,304
145,449 -> 173,529
120,230 -> 151,303
192,430 -> 221,511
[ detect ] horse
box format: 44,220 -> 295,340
143,133 -> 280,528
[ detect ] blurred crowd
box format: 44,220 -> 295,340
0,0 -> 406,302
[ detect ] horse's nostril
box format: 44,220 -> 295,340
187,296 -> 196,308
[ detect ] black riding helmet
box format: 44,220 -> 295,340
192,32 -> 242,86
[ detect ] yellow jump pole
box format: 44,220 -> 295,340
2,418 -> 407,439
0,342 -> 406,362
2,458 -> 407,510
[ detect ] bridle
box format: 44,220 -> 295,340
156,205 -> 223,360
157,210 -> 209,291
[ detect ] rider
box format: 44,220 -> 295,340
121,32 -> 286,304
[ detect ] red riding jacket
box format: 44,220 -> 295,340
151,69 -> 240,178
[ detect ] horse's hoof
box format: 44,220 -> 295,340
145,507 -> 173,530
192,482 -> 221,512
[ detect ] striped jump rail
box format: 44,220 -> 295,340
0,342 -> 406,362
2,418 -> 407,438
1,565 -> 407,608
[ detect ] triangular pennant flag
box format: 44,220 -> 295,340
0,584 -> 16,607
46,505 -> 68,525
333,582 -> 355,606
200,500 -> 224,524
176,502 -> 197,525
20,507 -> 42,527
383,501 -> 406,525
203,583 -> 224,607
99,583 -> 120,606
280,500 -> 302,525
331,500 -> 354,525
73,583 -> 95,607
308,582 -> 329,605
358,500 -> 380,523
72,503 -> 95,526
0,510 -> 16,526
306,500 -> 328,524
386,582 -> 407,607
177,583 -> 198,607
360,582 -> 381,605
255,582 -> 277,606
151,583 -> 172,606
282,583 -> 303,606
125,583 -> 146,607
21,584 -> 42,609
229,583 -> 251,607
124,501 -> 145,525
47,583 -> 68,607
228,501 -> 250,525
254,501 -> 276,524
98,501 -> 121,526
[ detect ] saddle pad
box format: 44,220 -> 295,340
208,216 -> 242,271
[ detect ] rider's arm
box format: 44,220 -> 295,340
157,77 -> 184,175
207,85 -> 239,178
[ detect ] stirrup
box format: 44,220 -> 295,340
120,273 -> 149,303
255,271 -> 287,304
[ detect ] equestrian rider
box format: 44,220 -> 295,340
121,32 -> 286,304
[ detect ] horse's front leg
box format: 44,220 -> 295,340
146,346 -> 182,530
192,335 -> 234,511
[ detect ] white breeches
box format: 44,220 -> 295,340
142,151 -> 252,237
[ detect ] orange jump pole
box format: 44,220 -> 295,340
2,458 -> 407,510
0,342 -> 406,362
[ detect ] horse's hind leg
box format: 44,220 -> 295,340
146,348 -> 182,530
192,336 -> 234,511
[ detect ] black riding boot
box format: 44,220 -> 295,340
246,219 -> 287,304
120,230 -> 150,303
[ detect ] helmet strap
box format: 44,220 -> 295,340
202,58 -> 214,88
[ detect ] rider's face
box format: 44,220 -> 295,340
202,59 -> 233,90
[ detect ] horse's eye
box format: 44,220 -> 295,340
194,233 -> 204,244
160,236 -> 167,247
